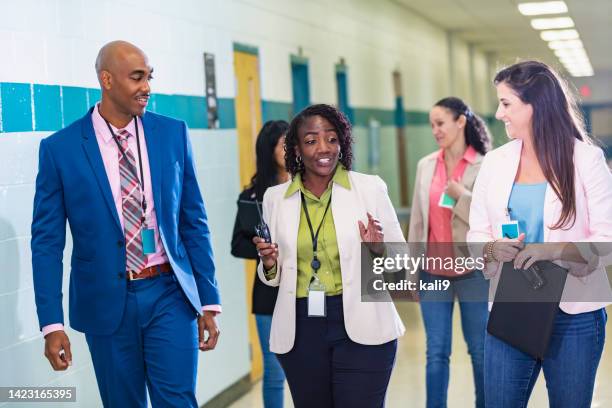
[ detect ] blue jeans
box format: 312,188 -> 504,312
255,314 -> 286,408
419,270 -> 489,408
485,307 -> 607,408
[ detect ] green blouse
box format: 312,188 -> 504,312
265,166 -> 350,298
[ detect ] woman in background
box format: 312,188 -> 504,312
409,97 -> 492,408
231,120 -> 289,408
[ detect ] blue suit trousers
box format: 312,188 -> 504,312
85,272 -> 199,407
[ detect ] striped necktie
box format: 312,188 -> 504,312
117,129 -> 148,273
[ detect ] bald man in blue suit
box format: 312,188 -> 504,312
31,41 -> 221,407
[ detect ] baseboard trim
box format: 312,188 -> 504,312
201,374 -> 253,408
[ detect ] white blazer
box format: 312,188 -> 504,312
257,171 -> 406,354
467,139 -> 612,314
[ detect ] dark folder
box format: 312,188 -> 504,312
237,199 -> 263,232
487,261 -> 568,359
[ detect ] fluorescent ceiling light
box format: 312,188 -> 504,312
562,61 -> 592,72
555,48 -> 587,58
566,67 -> 593,75
518,1 -> 568,16
531,17 -> 574,29
540,29 -> 579,41
560,56 -> 589,65
548,39 -> 584,50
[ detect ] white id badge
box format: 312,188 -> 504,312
307,279 -> 326,317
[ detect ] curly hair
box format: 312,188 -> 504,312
433,97 -> 492,155
285,104 -> 354,177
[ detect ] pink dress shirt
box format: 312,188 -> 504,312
42,105 -> 220,336
426,145 -> 477,276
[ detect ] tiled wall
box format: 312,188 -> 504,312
0,0 -> 504,406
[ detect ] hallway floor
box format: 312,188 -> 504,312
230,303 -> 611,407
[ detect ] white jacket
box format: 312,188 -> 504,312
257,171 -> 406,354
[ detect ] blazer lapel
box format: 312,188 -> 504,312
141,112 -> 162,217
331,176 -> 361,281
281,190 -> 301,267
80,109 -> 122,232
419,157 -> 436,236
498,140 -> 523,221
462,154 -> 482,189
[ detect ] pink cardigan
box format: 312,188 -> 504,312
467,139 -> 612,314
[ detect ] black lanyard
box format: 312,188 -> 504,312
300,191 -> 332,273
105,117 -> 148,219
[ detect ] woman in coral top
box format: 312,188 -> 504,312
409,97 -> 492,408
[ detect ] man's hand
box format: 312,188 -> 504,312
44,331 -> 72,371
198,311 -> 220,351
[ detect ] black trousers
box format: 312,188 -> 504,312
277,295 -> 397,408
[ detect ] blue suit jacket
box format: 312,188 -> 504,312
31,108 -> 220,335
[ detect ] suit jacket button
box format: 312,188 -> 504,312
118,272 -> 125,279
117,240 -> 124,247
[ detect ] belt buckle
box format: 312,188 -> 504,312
128,270 -> 146,281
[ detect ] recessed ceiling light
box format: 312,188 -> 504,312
518,1 -> 568,16
540,29 -> 579,41
530,17 -> 574,30
548,39 -> 584,50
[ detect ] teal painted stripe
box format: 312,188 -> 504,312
405,111 -> 429,126
0,81 -> 436,133
353,107 -> 430,127
262,100 -> 292,122
290,55 -> 309,65
62,86 -> 89,126
0,82 -> 215,132
233,42 -> 258,56
217,98 -> 236,129
1,82 -> 33,132
353,107 -> 395,127
34,84 -> 61,131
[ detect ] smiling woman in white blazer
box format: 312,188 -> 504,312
253,104 -> 405,408
467,61 -> 612,408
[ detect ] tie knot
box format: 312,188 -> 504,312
116,129 -> 131,147
117,129 -> 131,141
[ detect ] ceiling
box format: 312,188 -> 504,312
392,0 -> 612,76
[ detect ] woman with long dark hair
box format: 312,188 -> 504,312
231,120 -> 289,408
468,60 -> 612,407
253,104 -> 405,407
409,96 -> 492,408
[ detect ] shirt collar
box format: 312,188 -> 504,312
436,145 -> 478,164
284,165 -> 351,198
93,103 -> 138,144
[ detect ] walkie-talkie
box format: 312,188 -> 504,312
253,200 -> 271,243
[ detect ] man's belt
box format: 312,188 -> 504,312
127,263 -> 172,281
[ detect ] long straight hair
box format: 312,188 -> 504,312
494,60 -> 591,229
249,120 -> 289,201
